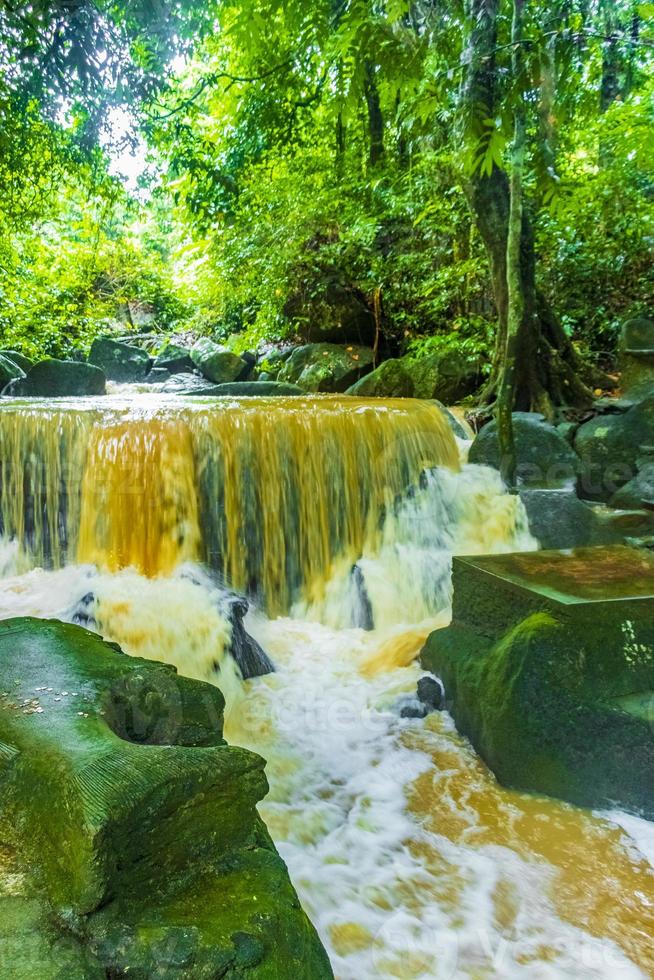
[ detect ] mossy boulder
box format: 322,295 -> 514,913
469,412 -> 579,487
575,395 -> 654,500
421,546 -> 654,815
191,339 -> 249,385
278,343 -> 374,392
400,350 -> 481,403
88,337 -> 152,383
0,618 -> 332,978
153,342 -> 195,374
0,353 -> 25,390
3,359 -> 106,397
346,358 -> 413,397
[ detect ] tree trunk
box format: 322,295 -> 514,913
364,61 -> 384,167
461,0 -> 592,417
496,0 -> 527,489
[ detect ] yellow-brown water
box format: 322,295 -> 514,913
0,393 -> 652,978
0,396 -> 457,614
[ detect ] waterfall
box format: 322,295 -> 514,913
0,395 -> 459,614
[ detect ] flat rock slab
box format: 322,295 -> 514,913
422,545 -> 654,816
0,618 -> 263,913
0,618 -> 332,977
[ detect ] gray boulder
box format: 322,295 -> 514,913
469,412 -> 579,487
88,337 -> 151,382
575,395 -> 654,500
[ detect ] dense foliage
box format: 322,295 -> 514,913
0,0 -> 652,380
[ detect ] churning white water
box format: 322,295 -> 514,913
0,458 -> 653,978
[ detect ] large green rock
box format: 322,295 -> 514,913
0,619 -> 332,978
3,359 -> 106,397
278,343 -> 374,392
469,412 -> 579,487
88,337 -> 152,383
191,339 -> 248,384
400,350 -> 481,403
421,546 -> 654,815
0,353 -> 25,391
575,395 -> 654,500
346,358 -> 413,397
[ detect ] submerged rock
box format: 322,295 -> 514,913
278,343 -> 374,392
421,546 -> 654,816
346,358 -> 413,398
3,359 -> 106,397
201,380 -> 305,397
191,338 -> 248,384
220,593 -> 275,679
0,617 -> 331,978
88,336 -> 151,383
469,412 -> 579,487
350,564 -> 374,630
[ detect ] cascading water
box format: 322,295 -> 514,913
1,392 -> 653,979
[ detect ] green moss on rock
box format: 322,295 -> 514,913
421,547 -> 654,815
0,618 -> 333,978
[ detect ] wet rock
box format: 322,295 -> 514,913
346,358 -> 414,398
350,564 -> 374,630
200,381 -> 305,397
417,675 -> 444,710
610,462 -> 654,510
191,338 -> 248,384
421,546 -> 654,816
220,593 -> 275,679
0,352 -> 25,390
141,367 -> 172,384
469,412 -> 579,487
0,617 -> 331,978
278,343 -> 374,393
3,359 -> 106,397
160,373 -> 216,395
88,337 -> 151,383
575,395 -> 654,501
153,342 -> 195,374
0,349 -> 32,373
400,349 -> 482,403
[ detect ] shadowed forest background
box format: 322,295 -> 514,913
0,0 -> 652,411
